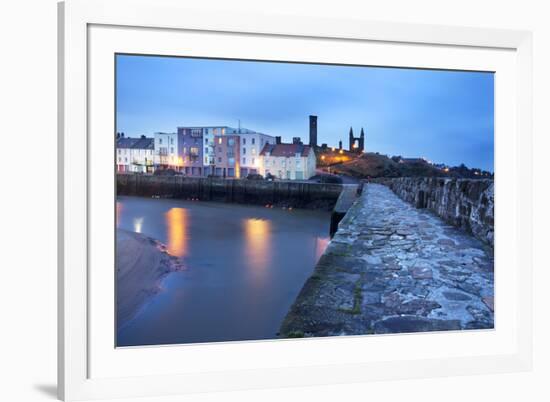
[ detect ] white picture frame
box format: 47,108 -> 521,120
58,0 -> 533,400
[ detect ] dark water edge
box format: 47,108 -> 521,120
116,196 -> 331,346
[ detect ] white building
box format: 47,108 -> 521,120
239,132 -> 276,177
259,143 -> 316,180
116,136 -> 155,173
153,131 -> 184,170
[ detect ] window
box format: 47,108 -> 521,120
218,157 -> 222,163
117,149 -> 121,154
228,138 -> 235,147
243,148 -> 246,154
118,157 -> 121,162
205,157 -> 208,164
170,147 -> 174,154
228,157 -> 235,166
170,138 -> 174,145
205,138 -> 208,144
125,157 -> 128,162
218,147 -> 222,153
159,139 -> 163,144
251,148 -> 256,156
190,147 -> 199,156
243,157 -> 246,165
218,138 -> 222,145
252,157 -> 255,165
252,138 -> 255,145
221,128 -> 226,134
243,138 -> 246,145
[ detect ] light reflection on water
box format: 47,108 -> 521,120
243,218 -> 271,285
116,196 -> 330,346
166,208 -> 188,257
116,201 -> 123,228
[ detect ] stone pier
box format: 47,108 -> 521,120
280,183 -> 494,338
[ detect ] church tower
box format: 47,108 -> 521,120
349,127 -> 354,151
359,127 -> 365,152
309,115 -> 318,147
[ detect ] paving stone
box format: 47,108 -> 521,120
373,316 -> 462,334
410,266 -> 433,280
443,291 -> 472,301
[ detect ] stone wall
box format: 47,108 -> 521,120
116,174 -> 343,210
379,177 -> 494,247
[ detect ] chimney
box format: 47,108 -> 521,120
275,136 -> 282,144
309,115 -> 318,147
292,137 -> 302,144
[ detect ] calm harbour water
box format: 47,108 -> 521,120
116,196 -> 330,347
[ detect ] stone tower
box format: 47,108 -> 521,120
359,127 -> 365,152
309,115 -> 318,147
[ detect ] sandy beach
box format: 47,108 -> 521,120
116,228 -> 182,329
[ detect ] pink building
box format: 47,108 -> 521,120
213,135 -> 241,178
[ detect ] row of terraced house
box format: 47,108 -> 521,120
116,125 -> 317,180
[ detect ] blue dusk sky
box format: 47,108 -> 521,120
116,55 -> 494,171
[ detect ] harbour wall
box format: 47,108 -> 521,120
373,177 -> 494,247
116,174 -> 343,210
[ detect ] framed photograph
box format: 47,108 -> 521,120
58,0 -> 533,400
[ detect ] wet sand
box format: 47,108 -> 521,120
116,228 -> 181,328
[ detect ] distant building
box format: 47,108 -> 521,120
309,115 -> 318,147
178,127 -> 205,176
239,132 -> 275,177
154,132 -> 183,170
214,134 -> 240,177
116,136 -> 155,173
348,127 -> 365,152
174,126 -> 274,177
259,143 -> 316,180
